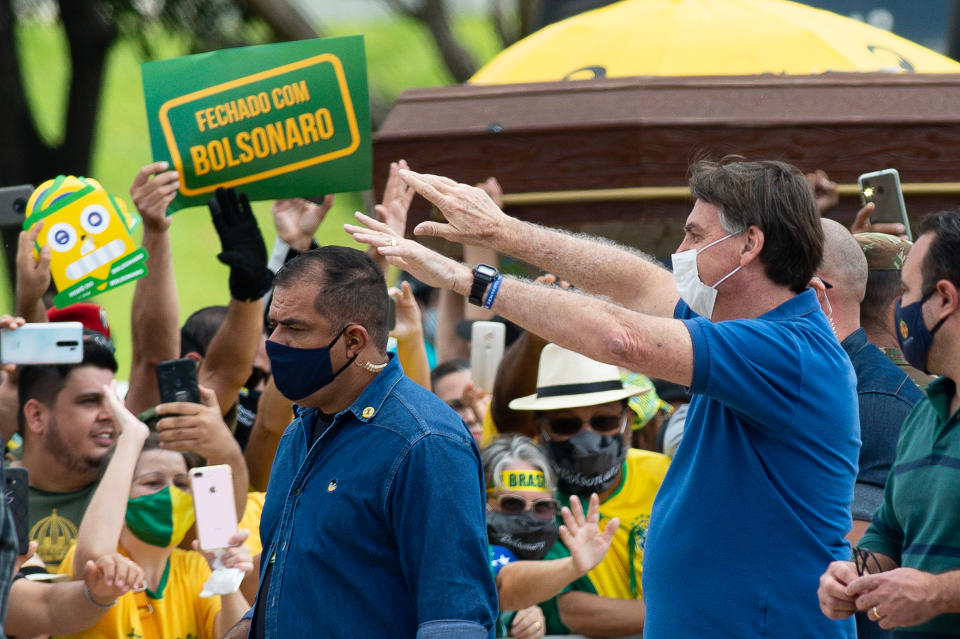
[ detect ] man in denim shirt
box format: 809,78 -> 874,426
813,220 -> 923,639
227,246 -> 497,639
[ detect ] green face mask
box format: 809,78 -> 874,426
125,485 -> 195,548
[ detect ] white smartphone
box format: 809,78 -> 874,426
858,169 -> 912,241
470,321 -> 506,394
0,322 -> 83,365
189,465 -> 238,551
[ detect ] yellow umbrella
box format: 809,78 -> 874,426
471,0 -> 960,83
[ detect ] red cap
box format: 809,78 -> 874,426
46,303 -> 110,338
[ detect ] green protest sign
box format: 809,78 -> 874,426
142,36 -> 371,211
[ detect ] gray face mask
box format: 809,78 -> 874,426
545,429 -> 627,497
671,234 -> 741,319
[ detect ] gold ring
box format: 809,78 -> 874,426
534,621 -> 542,631
873,605 -> 882,620
391,237 -> 397,247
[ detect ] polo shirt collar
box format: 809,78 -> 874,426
925,375 -> 959,425
758,288 -> 821,321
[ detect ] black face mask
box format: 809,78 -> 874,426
487,509 -> 558,560
545,429 -> 626,497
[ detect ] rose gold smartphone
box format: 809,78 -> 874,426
189,464 -> 238,551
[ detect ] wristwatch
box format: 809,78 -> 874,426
469,263 -> 499,306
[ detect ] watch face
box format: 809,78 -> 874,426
476,264 -> 497,278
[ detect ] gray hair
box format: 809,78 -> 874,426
482,434 -> 556,494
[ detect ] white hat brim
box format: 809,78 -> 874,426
508,382 -> 651,412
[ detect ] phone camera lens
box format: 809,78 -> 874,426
12,198 -> 26,215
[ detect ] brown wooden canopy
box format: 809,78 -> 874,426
373,73 -> 960,258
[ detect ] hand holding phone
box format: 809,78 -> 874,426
0,322 -> 83,365
157,358 -> 201,404
858,169 -> 912,241
190,465 -> 239,551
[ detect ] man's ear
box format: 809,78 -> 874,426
343,324 -> 370,356
740,226 -> 765,266
22,399 -> 48,436
934,280 -> 959,321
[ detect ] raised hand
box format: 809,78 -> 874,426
399,169 -> 513,247
16,222 -> 51,317
272,195 -> 333,252
130,162 -> 180,232
559,493 -> 618,578
209,187 -> 272,302
389,281 -> 422,341
345,211 -> 470,293
377,160 -> 415,237
103,381 -> 149,441
805,170 -> 839,214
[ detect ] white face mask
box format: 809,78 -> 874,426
671,234 -> 742,319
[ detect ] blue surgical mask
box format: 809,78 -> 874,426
266,325 -> 356,401
895,292 -> 948,374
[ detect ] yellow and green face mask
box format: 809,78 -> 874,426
125,485 -> 195,548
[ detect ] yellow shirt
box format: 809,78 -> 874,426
56,546 -> 221,639
554,448 -> 670,599
480,406 -> 500,448
239,491 -> 265,556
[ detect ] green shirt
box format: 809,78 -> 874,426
28,482 -> 97,572
859,376 -> 960,636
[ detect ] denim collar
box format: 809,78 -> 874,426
293,352 -> 402,424
840,326 -> 868,355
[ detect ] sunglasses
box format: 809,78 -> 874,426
493,494 -> 559,520
542,413 -> 626,437
853,547 -> 883,576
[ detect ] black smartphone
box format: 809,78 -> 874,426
0,185 -> 34,227
157,358 -> 201,404
4,467 -> 29,555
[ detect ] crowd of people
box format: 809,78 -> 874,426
0,152 -> 956,639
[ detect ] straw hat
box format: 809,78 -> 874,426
509,344 -> 651,411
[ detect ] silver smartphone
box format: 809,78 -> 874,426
858,169 -> 912,241
0,322 -> 84,365
470,321 -> 506,394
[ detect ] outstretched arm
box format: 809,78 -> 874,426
7,553 -> 144,635
203,188 -> 273,414
400,170 -> 677,317
126,162 -> 181,413
346,213 -> 694,386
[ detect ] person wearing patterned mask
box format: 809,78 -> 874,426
57,384 -> 253,639
507,344 -> 670,638
483,433 -> 621,638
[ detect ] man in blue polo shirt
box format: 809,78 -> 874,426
347,158 -> 859,638
226,246 -> 496,639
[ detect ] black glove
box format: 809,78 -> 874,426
208,187 -> 273,302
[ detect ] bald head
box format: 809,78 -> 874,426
818,218 -> 868,304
